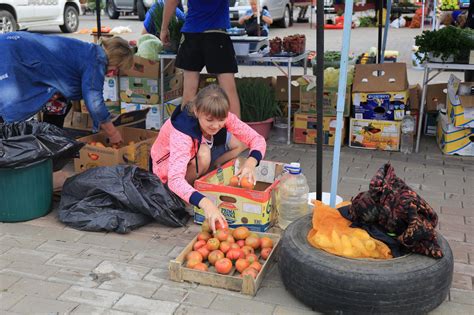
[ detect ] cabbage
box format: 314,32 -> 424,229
136,34 -> 163,61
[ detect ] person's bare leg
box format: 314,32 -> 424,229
185,144 -> 211,184
212,135 -> 247,168
217,73 -> 240,118
182,70 -> 201,106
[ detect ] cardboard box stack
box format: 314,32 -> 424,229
437,75 -> 474,156
350,63 -> 411,151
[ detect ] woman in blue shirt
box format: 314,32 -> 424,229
0,32 -> 133,144
239,0 -> 273,36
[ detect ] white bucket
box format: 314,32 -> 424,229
308,192 -> 343,208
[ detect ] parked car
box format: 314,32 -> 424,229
106,0 -> 156,21
229,0 -> 292,28
0,0 -> 82,33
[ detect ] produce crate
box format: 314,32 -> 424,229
169,231 -> 281,296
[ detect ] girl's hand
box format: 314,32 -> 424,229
199,198 -> 226,233
236,157 -> 258,186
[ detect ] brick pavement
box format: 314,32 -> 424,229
1,133 -> 473,314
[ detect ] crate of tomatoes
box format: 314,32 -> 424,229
169,221 -> 280,296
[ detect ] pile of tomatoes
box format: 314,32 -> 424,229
228,175 -> 255,190
185,221 -> 274,279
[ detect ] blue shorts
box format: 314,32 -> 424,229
210,132 -> 231,165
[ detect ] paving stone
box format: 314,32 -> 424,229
452,273 -> 473,290
98,278 -> 159,298
58,286 -> 123,308
440,230 -> 466,242
0,235 -> 45,249
37,240 -> 90,255
46,253 -> 102,271
0,245 -> 11,255
92,261 -> 151,281
104,232 -> 154,242
7,278 -> 70,299
113,294 -> 179,315
254,286 -> 312,311
0,260 -> 58,280
438,214 -> 467,226
174,304 -> 233,315
181,290 -> 217,308
33,227 -> 84,242
80,246 -> 135,262
0,274 -> 20,291
454,263 -> 474,277
0,292 -> 24,310
442,207 -> 474,217
421,183 -> 460,194
0,224 -> 44,238
152,284 -> 188,303
77,234 -> 127,249
273,305 -> 321,315
430,301 -> 474,315
0,247 -> 55,264
70,304 -> 134,315
439,222 -> 473,235
196,285 -> 253,300
466,217 -> 473,226
120,239 -> 174,254
129,250 -> 174,268
9,296 -> 78,314
167,246 -> 185,258
209,294 -> 275,314
449,289 -> 474,306
48,268 -> 99,288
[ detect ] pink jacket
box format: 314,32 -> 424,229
151,105 -> 266,207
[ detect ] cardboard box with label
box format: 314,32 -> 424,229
425,83 -> 447,112
120,55 -> 176,78
446,75 -> 474,128
120,72 -> 183,105
352,63 -> 409,121
437,112 -> 474,156
194,158 -> 284,232
74,126 -> 158,172
293,113 -> 346,146
409,84 -> 421,111
121,98 -> 181,130
349,118 -> 401,151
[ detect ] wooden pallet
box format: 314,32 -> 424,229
169,231 -> 281,296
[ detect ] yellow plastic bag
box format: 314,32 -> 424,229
307,200 -> 392,259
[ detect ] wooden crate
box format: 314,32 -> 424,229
169,231 -> 281,296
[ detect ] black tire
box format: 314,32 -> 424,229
276,5 -> 291,28
137,0 -> 146,21
0,10 -> 18,33
59,5 -> 79,33
279,215 -> 453,314
107,0 -> 120,19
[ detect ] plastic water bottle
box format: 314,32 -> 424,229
276,163 -> 310,229
400,111 -> 415,154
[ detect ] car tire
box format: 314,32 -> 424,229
0,10 -> 18,34
278,214 -> 454,314
137,0 -> 146,21
107,0 -> 120,19
59,5 -> 79,33
276,5 -> 291,28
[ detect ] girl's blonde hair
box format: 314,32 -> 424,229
185,84 -> 230,119
101,36 -> 134,71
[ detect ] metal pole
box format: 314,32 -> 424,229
316,0 -> 324,201
377,0 -> 383,63
381,0 -> 392,64
96,0 -> 102,38
421,0 -> 425,30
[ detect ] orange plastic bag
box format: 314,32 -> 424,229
307,200 -> 392,259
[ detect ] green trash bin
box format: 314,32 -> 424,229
0,159 -> 53,222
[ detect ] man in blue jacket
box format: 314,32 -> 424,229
160,0 -> 241,118
0,32 -> 133,144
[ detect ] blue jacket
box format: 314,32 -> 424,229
0,32 -> 111,131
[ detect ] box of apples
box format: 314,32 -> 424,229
169,221 -> 280,296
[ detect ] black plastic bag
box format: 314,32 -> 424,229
0,121 -> 84,171
58,165 -> 189,233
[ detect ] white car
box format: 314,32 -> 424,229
229,0 -> 292,28
0,0 -> 82,34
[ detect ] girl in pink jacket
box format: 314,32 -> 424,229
151,85 -> 266,231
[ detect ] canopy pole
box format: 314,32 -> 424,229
381,0 -> 392,63
329,0 -> 353,207
96,0 -> 102,38
316,0 -> 324,201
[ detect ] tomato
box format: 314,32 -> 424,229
201,220 -> 212,233
240,267 -> 259,279
236,240 -> 245,248
245,235 -> 261,250
193,240 -> 207,251
240,177 -> 255,190
230,243 -> 241,250
246,253 -> 258,264
249,261 -> 262,272
219,241 -> 231,254
260,247 -> 272,260
215,258 -> 233,275
186,251 -> 203,262
232,226 -> 250,240
215,229 -> 230,242
197,232 -> 212,242
226,235 -> 236,243
241,245 -> 254,256
260,237 -> 273,249
206,238 -> 220,251
197,247 -> 210,260
193,262 -> 208,272
215,220 -> 229,231
229,175 -> 239,187
235,258 -> 250,273
208,250 -> 224,265
226,248 -> 245,261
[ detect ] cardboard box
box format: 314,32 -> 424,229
426,83 -> 447,112
120,55 -> 176,78
64,108 -> 150,132
352,63 -> 409,121
81,101 -> 121,115
349,118 -> 401,151
424,111 -> 438,136
121,98 -> 181,130
193,159 -> 284,232
409,84 -> 421,111
276,75 -> 301,102
446,75 -> 474,128
293,113 -> 346,146
437,112 -> 474,156
74,126 -> 158,172
103,76 -> 120,102
119,72 -> 183,104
